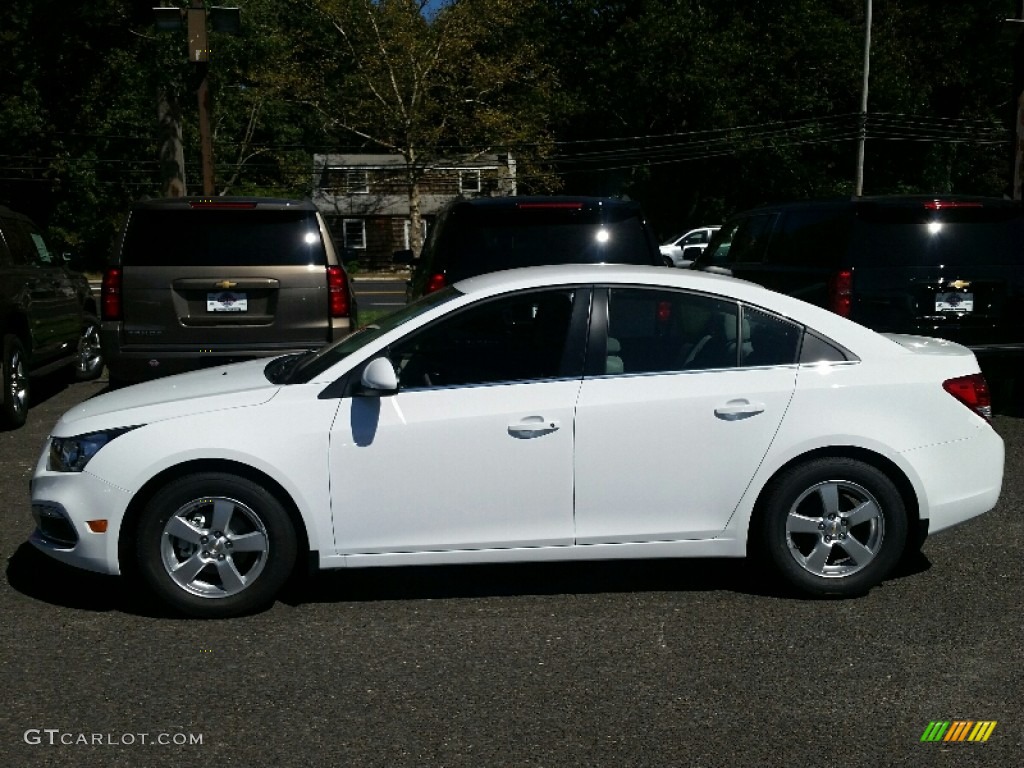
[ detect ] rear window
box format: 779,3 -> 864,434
852,204 -> 1024,268
120,209 -> 326,267
436,204 -> 656,281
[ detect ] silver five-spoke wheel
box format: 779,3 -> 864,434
784,480 -> 885,579
759,458 -> 907,596
160,496 -> 270,598
137,473 -> 297,617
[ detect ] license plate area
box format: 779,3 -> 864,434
935,292 -> 973,313
207,291 -> 248,312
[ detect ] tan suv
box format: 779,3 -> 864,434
100,197 -> 357,384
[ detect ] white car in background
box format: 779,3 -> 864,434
660,225 -> 721,267
29,264 -> 1003,617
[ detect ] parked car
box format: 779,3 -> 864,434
398,195 -> 668,299
1,205 -> 103,429
660,225 -> 720,267
30,264 -> 1002,617
691,196 -> 1024,353
100,197 -> 357,384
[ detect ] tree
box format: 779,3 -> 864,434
310,0 -> 556,254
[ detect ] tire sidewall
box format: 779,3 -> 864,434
135,473 -> 298,618
759,458 -> 908,596
1,334 -> 29,429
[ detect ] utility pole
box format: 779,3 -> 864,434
154,3 -> 241,197
854,0 -> 872,197
1006,3 -> 1024,199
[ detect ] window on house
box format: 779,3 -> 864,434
343,219 -> 366,249
319,168 -> 369,194
459,169 -> 481,194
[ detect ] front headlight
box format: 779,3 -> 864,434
48,427 -> 140,472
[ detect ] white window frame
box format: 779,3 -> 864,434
346,169 -> 370,194
343,219 -> 367,250
459,169 -> 481,194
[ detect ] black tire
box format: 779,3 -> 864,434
1,333 -> 30,429
757,458 -> 908,597
135,472 -> 298,618
73,315 -> 104,382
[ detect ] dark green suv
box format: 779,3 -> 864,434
1,205 -> 103,429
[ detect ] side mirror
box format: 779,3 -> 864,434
360,357 -> 399,395
392,249 -> 415,265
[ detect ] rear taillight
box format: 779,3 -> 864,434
943,374 -> 993,422
425,273 -> 447,294
326,266 -> 350,317
828,269 -> 853,318
101,267 -> 122,321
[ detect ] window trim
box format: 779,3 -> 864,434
459,169 -> 481,194
342,219 -> 367,250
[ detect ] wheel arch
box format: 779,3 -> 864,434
117,458 -> 314,578
746,446 -> 922,556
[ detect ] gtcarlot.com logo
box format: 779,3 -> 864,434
24,729 -> 203,747
920,721 -> 997,743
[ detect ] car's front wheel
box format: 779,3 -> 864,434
1,333 -> 30,429
757,458 -> 908,596
136,473 -> 298,618
73,315 -> 104,382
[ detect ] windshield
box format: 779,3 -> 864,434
280,286 -> 462,383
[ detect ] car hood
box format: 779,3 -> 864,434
54,359 -> 281,435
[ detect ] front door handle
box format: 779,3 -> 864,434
508,417 -> 560,438
714,399 -> 765,421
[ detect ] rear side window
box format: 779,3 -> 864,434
767,207 -> 852,267
851,204 -> 1024,268
120,209 -> 326,267
436,205 -> 656,281
701,213 -> 778,267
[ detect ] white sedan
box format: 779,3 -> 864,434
29,265 -> 1003,617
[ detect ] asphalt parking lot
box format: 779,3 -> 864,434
1,369 -> 1021,768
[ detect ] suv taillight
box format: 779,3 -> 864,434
943,374 -> 993,422
425,273 -> 447,294
828,269 -> 853,318
327,266 -> 350,317
101,267 -> 122,321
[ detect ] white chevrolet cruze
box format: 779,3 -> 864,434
29,265 -> 1004,617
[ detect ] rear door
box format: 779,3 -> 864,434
574,288 -> 800,542
117,206 -> 332,351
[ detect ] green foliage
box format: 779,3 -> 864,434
0,0 -> 1018,257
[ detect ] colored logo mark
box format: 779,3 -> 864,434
920,721 -> 997,742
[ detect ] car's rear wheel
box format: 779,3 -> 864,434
1,334 -> 30,429
136,473 -> 297,618
758,458 -> 907,596
73,315 -> 104,382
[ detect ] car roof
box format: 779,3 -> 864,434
130,197 -> 317,211
446,195 -> 642,211
730,195 -> 1020,217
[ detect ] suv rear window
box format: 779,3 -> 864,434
121,209 -> 325,267
852,204 -> 1024,268
435,204 -> 656,281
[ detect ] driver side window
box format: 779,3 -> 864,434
390,289 -> 576,389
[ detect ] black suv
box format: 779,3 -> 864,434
401,196 -> 666,298
1,205 -> 102,429
100,197 -> 357,383
691,195 -> 1024,352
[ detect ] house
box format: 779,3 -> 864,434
312,153 -> 517,269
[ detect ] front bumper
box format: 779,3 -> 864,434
29,465 -> 134,576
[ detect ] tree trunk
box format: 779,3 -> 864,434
158,87 -> 187,197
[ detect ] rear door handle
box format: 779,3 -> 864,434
714,400 -> 765,421
508,417 -> 560,437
